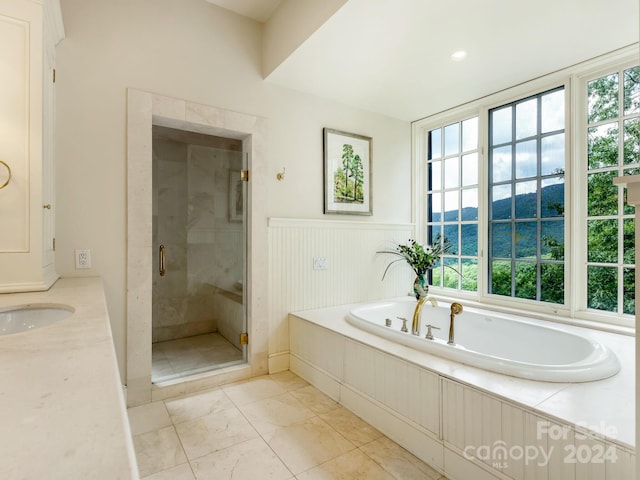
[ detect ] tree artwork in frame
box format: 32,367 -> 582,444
323,128 -> 372,215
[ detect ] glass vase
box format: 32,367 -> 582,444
413,274 -> 429,300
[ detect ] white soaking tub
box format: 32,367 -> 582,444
345,297 -> 620,382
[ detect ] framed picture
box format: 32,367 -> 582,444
323,128 -> 372,215
228,170 -> 243,222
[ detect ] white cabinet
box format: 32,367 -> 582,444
0,0 -> 64,292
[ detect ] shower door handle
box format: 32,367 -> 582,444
159,245 -> 166,276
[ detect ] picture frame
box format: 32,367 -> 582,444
323,128 -> 372,215
228,170 -> 243,222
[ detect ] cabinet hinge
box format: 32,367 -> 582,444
240,170 -> 249,182
240,332 -> 249,345
53,69 -> 56,83
53,238 -> 56,251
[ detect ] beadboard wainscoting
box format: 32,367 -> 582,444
289,313 -> 636,480
267,218 -> 414,372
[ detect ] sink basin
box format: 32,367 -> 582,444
0,304 -> 74,335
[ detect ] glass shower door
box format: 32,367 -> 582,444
151,126 -> 246,383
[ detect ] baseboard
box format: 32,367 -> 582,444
290,354 -> 341,401
268,351 -> 290,373
339,384 -> 445,472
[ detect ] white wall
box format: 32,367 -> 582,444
262,0 -> 348,77
55,0 -> 411,380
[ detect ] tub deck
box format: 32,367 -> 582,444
291,297 -> 634,449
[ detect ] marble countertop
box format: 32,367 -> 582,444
291,297 -> 635,450
0,277 -> 139,479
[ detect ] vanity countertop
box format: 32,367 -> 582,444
0,277 -> 138,479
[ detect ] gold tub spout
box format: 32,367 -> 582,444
411,296 -> 438,336
448,302 -> 464,345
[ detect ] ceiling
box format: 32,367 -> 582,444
204,0 -> 283,23
209,0 -> 639,122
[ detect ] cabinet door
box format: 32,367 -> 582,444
0,1 -> 39,254
0,0 -> 59,292
42,31 -> 55,268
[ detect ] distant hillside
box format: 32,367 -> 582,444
491,182 -> 565,219
434,183 -> 564,257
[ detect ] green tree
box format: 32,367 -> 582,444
334,143 -> 365,203
585,68 -> 639,314
352,154 -> 363,201
341,144 -> 354,195
334,169 -> 347,202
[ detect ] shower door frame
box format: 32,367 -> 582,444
126,89 -> 268,407
151,132 -> 247,381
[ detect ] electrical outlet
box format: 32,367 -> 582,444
313,257 -> 328,270
75,249 -> 92,269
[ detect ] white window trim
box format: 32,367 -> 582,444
573,57 -> 640,327
412,45 -> 638,331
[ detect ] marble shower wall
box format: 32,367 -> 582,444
188,145 -> 244,296
152,135 -> 243,343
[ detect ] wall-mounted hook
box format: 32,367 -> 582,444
276,167 -> 286,181
0,160 -> 11,190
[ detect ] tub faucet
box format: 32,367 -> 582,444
411,296 -> 438,336
447,302 -> 464,345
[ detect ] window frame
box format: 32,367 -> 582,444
487,86 -> 567,305
574,59 -> 640,325
412,46 -> 637,329
425,115 -> 481,292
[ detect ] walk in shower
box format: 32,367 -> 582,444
151,125 -> 246,383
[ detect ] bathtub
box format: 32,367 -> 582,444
345,297 -> 620,382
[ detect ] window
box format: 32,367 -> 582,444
427,117 -> 479,292
585,66 -> 639,315
416,48 -> 638,327
488,88 -> 565,304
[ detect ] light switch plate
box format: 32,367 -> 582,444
313,257 -> 328,270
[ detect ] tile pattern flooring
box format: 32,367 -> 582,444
129,371 -> 448,479
152,333 -> 244,383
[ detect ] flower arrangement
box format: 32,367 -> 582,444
378,236 -> 452,300
378,235 -> 451,280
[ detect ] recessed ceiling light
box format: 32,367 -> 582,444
451,50 -> 467,61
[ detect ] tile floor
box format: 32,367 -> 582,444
152,333 -> 244,383
128,371 -> 448,479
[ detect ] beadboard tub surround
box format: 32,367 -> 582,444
267,217 -> 414,372
289,302 -> 635,480
0,277 -> 138,479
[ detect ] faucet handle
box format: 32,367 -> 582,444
397,316 -> 408,333
425,324 -> 440,340
450,302 -> 463,315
